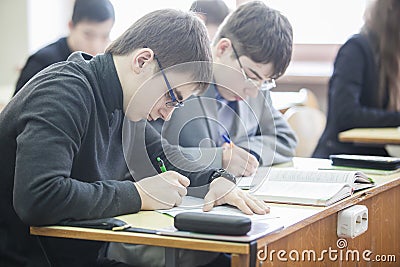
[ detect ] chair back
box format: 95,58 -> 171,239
284,106 -> 326,157
298,88 -> 320,110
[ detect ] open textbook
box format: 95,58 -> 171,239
250,168 -> 375,206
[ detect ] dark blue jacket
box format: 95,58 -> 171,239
313,34 -> 400,158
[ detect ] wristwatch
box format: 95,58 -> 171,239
209,168 -> 237,184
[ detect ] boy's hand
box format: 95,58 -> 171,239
222,143 -> 259,177
203,177 -> 269,215
135,171 -> 190,210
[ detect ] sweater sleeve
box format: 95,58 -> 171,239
123,120 -> 215,188
235,91 -> 297,166
13,73 -> 141,226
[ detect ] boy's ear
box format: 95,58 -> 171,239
68,20 -> 74,31
215,38 -> 232,58
131,48 -> 154,74
195,13 -> 207,23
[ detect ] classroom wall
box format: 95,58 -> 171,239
0,0 -> 28,103
0,0 -> 72,106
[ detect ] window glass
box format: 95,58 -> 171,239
109,0 -> 236,41
265,0 -> 369,44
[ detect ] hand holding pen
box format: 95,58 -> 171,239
221,134 -> 259,177
157,157 -> 167,173
134,157 -> 190,210
222,134 -> 234,148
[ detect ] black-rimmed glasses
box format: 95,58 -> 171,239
154,55 -> 184,108
231,44 -> 276,91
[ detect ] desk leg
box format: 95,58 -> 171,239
231,241 -> 256,267
249,241 -> 257,267
165,247 -> 178,267
231,253 -> 249,267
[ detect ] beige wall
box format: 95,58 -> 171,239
0,0 -> 28,101
0,0 -> 72,105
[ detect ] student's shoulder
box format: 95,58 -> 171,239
26,56 -> 95,102
30,37 -> 70,65
340,34 -> 371,54
334,34 -> 374,65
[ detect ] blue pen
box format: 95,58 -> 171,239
222,134 -> 233,148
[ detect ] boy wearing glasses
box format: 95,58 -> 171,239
0,9 -> 268,267
151,1 -> 297,177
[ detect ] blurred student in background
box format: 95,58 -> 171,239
313,0 -> 400,158
13,0 -> 115,96
190,0 -> 230,41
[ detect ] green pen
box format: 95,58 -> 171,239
157,157 -> 167,173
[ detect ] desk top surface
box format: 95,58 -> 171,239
30,158 -> 400,252
339,127 -> 400,144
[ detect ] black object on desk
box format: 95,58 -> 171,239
174,212 -> 251,236
330,154 -> 400,171
60,218 -> 157,234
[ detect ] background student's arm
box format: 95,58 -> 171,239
167,146 -> 224,169
234,91 -> 297,166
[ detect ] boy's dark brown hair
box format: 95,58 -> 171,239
214,1 -> 293,79
72,0 -> 115,25
190,0 -> 229,26
106,9 -> 212,93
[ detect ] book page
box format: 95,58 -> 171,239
267,168 -> 360,185
252,181 -> 352,206
239,167 -> 372,191
237,167 -> 271,189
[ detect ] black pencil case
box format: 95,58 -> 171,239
174,212 -> 251,236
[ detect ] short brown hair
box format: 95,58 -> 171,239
106,9 -> 212,93
190,0 -> 229,26
72,0 -> 115,25
214,1 -> 293,79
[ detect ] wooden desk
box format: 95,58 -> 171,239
339,127 -> 400,145
31,159 -> 400,266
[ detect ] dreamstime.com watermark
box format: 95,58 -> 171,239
257,238 -> 397,263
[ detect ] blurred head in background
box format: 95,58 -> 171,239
13,0 -> 116,96
68,0 -> 115,55
190,0 -> 230,41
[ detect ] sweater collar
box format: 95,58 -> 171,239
90,53 -> 124,113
